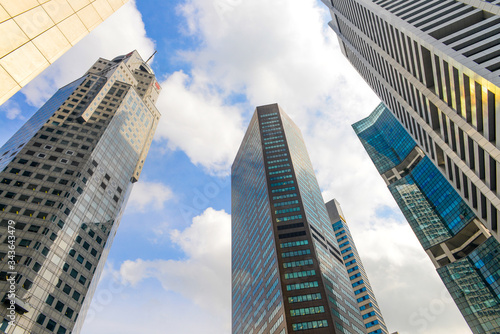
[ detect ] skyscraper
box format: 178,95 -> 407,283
353,103 -> 500,334
321,0 -> 500,242
0,0 -> 130,106
0,50 -> 161,334
325,199 -> 389,334
232,103 -> 368,334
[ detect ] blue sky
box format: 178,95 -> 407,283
0,0 -> 472,333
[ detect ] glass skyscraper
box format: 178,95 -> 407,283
0,51 -> 161,334
232,103 -> 368,334
321,0 -> 500,244
353,103 -> 500,334
325,199 -> 389,334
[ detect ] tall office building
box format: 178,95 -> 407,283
353,103 -> 500,334
0,0 -> 129,106
321,0 -> 500,242
232,103 -> 368,334
0,50 -> 161,334
325,199 -> 389,334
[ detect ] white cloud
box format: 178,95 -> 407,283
127,181 -> 174,212
20,0 -> 155,107
155,71 -> 245,174
153,0 -> 381,176
81,262 -> 229,334
0,100 -> 24,120
5,107 -> 22,120
19,0 -> 473,333
165,1 -> 472,333
119,208 -> 231,321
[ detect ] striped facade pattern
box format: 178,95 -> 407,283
321,0 -> 500,243
326,199 -> 389,334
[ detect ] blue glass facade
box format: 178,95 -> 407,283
326,199 -> 389,334
232,104 -> 366,334
353,103 -> 500,334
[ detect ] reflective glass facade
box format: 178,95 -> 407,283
322,0 -> 500,243
232,104 -> 365,334
353,103 -> 500,334
326,199 -> 389,334
0,51 -> 161,334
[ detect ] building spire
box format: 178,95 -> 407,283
145,50 -> 157,64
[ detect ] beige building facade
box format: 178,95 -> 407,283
0,0 -> 129,106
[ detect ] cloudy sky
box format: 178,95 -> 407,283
0,0 -> 471,333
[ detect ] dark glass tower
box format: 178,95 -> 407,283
353,103 -> 500,334
325,199 -> 389,334
232,104 -> 366,334
0,51 -> 161,334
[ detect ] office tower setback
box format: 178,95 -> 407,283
0,50 -> 161,334
321,0 -> 500,243
353,103 -> 500,334
326,199 -> 389,334
232,103 -> 368,334
0,0 -> 130,106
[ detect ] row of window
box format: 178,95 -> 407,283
284,270 -> 316,280
291,320 -> 328,331
283,258 -> 314,269
268,163 -> 290,170
341,247 -> 352,256
280,239 -> 309,249
271,180 -> 294,188
274,198 -> 298,207
275,206 -> 300,214
266,148 -> 286,155
269,168 -> 291,176
352,279 -> 364,288
288,292 -> 322,304
269,174 -> 292,182
263,134 -> 283,141
264,144 -> 285,150
267,153 -> 288,160
55,277 -> 83,302
15,158 -> 76,175
263,130 -> 282,138
281,248 -> 311,258
272,192 -> 297,201
45,294 -> 76,320
259,112 -> 278,118
261,119 -> 280,126
290,306 -> 325,317
261,123 -> 281,129
286,281 -> 319,291
276,214 -> 302,223
271,186 -> 295,194
36,313 -> 67,334
268,158 -> 288,165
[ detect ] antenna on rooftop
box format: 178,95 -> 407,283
145,50 -> 157,64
